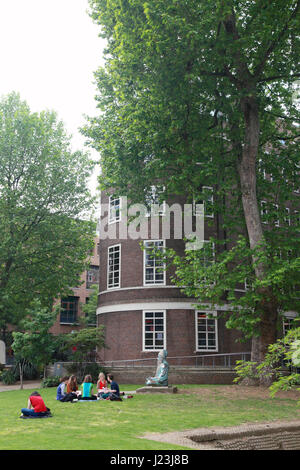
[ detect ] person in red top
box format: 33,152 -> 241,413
97,372 -> 108,398
21,391 -> 48,417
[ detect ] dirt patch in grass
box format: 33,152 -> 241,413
179,385 -> 300,400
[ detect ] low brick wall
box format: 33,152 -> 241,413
48,363 -> 237,385
107,366 -> 236,385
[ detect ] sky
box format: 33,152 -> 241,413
0,0 -> 105,197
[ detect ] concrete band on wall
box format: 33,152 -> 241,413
96,301 -> 235,315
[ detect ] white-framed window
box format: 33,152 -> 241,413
244,278 -> 251,291
143,310 -> 166,351
195,311 -> 218,352
273,204 -> 280,227
258,158 -> 266,180
144,185 -> 165,216
282,312 -> 297,336
107,244 -> 121,289
143,240 -> 166,285
193,186 -> 214,218
260,200 -> 268,224
294,163 -> 299,193
191,240 -> 215,287
284,207 -> 291,226
202,239 -> 215,267
109,196 -> 121,223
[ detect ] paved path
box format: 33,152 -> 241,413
0,381 -> 41,392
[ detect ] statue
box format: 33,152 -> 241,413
146,349 -> 169,386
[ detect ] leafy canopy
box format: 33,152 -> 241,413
0,92 -> 96,333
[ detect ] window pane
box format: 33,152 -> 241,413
144,311 -> 165,350
197,312 -> 217,351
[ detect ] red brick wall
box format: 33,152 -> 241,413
97,309 -> 250,363
50,236 -> 99,335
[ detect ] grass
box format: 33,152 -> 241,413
0,384 -> 299,450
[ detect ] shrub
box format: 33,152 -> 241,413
41,376 -> 61,388
12,360 -> 39,381
0,368 -> 17,385
233,360 -> 259,385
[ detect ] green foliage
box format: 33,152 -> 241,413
11,359 -> 39,381
62,326 -> 105,363
12,299 -> 59,385
0,368 -> 17,385
234,327 -> 300,401
233,361 -> 259,384
41,376 -> 61,388
166,236 -> 300,338
84,0 -> 300,352
79,284 -> 98,326
0,92 -> 96,335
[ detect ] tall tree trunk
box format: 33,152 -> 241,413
238,93 -> 278,364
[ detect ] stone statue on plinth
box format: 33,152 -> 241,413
146,349 -> 169,386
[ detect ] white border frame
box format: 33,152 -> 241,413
143,239 -> 166,286
142,309 -> 166,352
193,186 -> 214,218
107,244 -> 121,290
195,310 -> 218,352
108,195 -> 122,224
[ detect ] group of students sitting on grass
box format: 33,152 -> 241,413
20,372 -> 125,419
56,372 -> 121,403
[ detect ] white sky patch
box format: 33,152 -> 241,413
0,0 -> 105,197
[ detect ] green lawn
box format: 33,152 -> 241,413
0,384 -> 299,450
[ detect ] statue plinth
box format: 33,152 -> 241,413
136,385 -> 178,394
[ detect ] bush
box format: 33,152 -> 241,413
0,368 -> 17,385
41,376 -> 61,388
12,360 -> 39,381
233,360 -> 260,385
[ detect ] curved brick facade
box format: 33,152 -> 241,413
97,191 -> 250,363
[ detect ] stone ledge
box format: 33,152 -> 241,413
136,385 -> 178,394
141,420 -> 300,450
189,421 -> 300,443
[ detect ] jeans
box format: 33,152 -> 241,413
21,408 -> 46,417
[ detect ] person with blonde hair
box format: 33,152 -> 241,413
80,374 -> 97,400
97,372 -> 107,398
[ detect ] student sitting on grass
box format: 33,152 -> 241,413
97,372 -> 107,398
80,374 -> 97,400
56,376 -> 69,401
56,376 -> 78,402
65,375 -> 80,401
107,374 -> 120,399
21,391 -> 51,418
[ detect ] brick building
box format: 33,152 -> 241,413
50,237 -> 100,335
97,173 -> 299,366
97,191 -> 251,364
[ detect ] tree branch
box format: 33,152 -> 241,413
258,73 -> 300,83
254,0 -> 300,78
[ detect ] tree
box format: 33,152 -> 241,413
80,284 -> 98,326
11,300 -> 59,388
0,92 -> 96,339
234,325 -> 300,392
63,326 -> 105,362
83,0 -> 300,364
